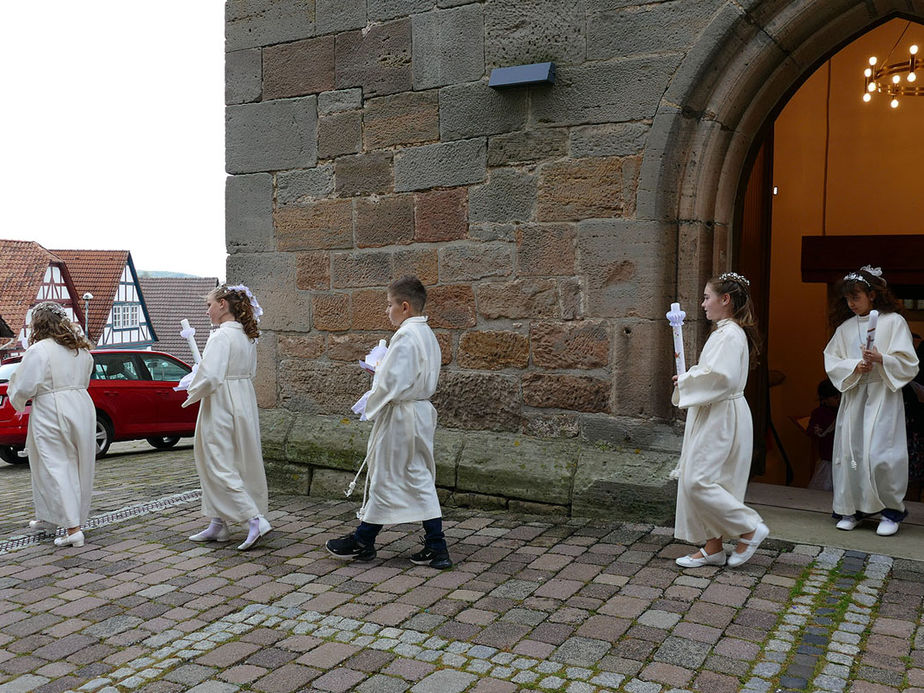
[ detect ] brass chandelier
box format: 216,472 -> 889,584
862,23 -> 921,108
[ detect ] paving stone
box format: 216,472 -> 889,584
184,683 -> 239,693
551,637 -> 610,667
411,669 -> 478,693
356,674 -> 410,693
163,664 -> 216,687
653,636 -> 711,668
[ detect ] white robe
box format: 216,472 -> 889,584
8,339 -> 95,528
673,319 -> 762,544
824,311 -> 919,516
183,321 -> 268,523
358,316 -> 442,525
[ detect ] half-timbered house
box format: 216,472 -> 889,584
0,240 -> 84,358
52,250 -> 156,350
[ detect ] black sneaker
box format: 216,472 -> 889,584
325,534 -> 376,562
410,546 -> 453,570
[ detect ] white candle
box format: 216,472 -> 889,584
666,302 -> 687,376
180,318 -> 202,364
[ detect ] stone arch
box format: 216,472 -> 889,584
639,0 -> 924,316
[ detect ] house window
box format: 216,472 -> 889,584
125,305 -> 140,328
111,305 -> 139,330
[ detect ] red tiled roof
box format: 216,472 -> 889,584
50,249 -> 130,342
0,240 -> 83,346
138,277 -> 219,360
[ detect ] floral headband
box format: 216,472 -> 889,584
718,271 -> 750,288
843,265 -> 885,287
32,301 -> 69,320
226,284 -> 264,322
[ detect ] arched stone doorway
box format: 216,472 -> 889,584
640,0 -> 924,474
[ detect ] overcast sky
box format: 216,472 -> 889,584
0,2 -> 226,280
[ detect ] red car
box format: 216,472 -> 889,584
0,349 -> 199,465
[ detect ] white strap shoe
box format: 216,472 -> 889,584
676,548 -> 726,568
54,531 -> 84,548
835,516 -> 858,531
189,519 -> 231,542
727,522 -> 770,567
29,520 -> 56,533
238,516 -> 272,551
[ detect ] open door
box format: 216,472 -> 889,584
735,129 -> 774,478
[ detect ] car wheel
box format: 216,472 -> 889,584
96,415 -> 113,458
0,446 -> 27,465
146,436 -> 181,450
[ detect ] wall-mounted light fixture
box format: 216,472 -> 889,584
488,62 -> 555,88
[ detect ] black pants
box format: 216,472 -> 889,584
354,517 -> 446,552
833,508 -> 908,522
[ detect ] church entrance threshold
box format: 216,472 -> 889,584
745,482 -> 924,561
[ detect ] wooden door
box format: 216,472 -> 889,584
735,129 -> 774,477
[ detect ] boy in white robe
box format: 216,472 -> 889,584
9,302 -> 96,548
824,267 -> 919,536
327,276 -> 451,569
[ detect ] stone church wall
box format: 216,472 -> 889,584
223,0 -> 749,518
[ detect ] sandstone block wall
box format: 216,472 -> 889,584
224,0 -> 714,453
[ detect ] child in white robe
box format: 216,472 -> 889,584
9,302 -> 96,548
672,273 -> 769,569
824,266 -> 919,536
183,284 -> 271,550
326,276 -> 451,569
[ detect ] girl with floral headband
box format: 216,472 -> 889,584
8,302 -> 96,548
671,272 -> 769,568
824,266 -> 919,536
182,283 -> 272,550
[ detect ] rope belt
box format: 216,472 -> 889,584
32,385 -> 87,398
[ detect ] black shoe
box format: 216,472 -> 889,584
325,534 -> 376,561
410,546 -> 453,570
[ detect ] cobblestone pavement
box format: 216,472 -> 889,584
1,448 -> 923,693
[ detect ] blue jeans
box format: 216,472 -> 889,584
354,517 -> 446,552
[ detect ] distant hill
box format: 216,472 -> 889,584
137,270 -> 207,279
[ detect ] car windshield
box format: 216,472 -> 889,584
0,362 -> 19,383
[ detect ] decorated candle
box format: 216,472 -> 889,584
666,302 -> 687,376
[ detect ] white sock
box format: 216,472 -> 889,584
244,517 -> 261,545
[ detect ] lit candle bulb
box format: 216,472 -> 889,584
890,98 -> 899,108
869,56 -> 878,65
909,72 -> 917,82
864,67 -> 872,77
892,74 -> 901,84
867,82 -> 876,92
863,92 -> 871,102
911,45 -> 919,55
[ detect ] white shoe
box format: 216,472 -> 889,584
54,531 -> 84,548
238,516 -> 272,551
675,548 -> 726,568
836,517 -> 858,531
727,522 -> 770,567
29,520 -> 55,533
189,519 -> 231,542
876,518 -> 899,536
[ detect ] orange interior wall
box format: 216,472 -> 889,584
757,19 -> 924,486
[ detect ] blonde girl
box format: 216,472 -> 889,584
9,302 -> 95,548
